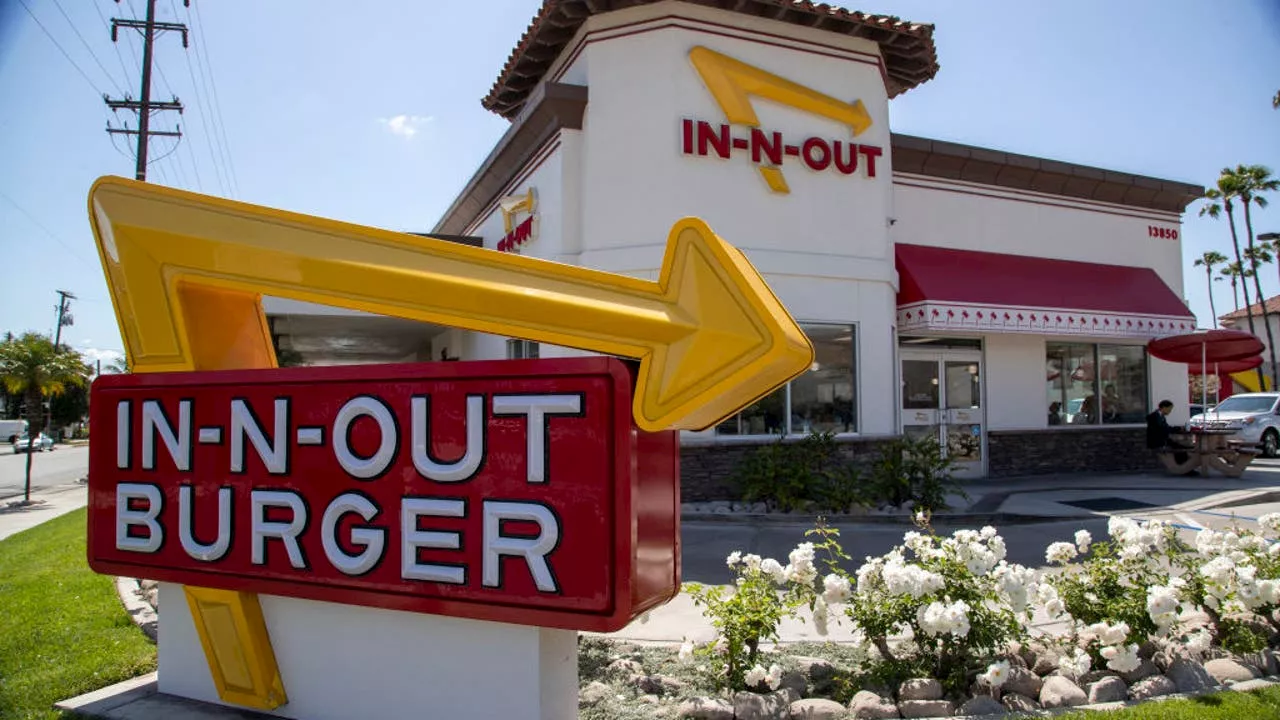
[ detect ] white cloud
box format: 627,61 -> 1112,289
79,347 -> 123,365
377,114 -> 433,138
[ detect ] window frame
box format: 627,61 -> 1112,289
1045,340 -> 1150,428
710,321 -> 860,439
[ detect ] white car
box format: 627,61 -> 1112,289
11,433 -> 55,454
1188,392 -> 1280,458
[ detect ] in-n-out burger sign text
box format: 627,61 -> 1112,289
683,45 -> 882,194
681,119 -> 882,179
87,358 -> 679,631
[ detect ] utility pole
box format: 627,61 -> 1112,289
105,0 -> 190,181
53,290 -> 76,350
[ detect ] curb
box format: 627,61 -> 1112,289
114,576 -> 157,643
680,512 -> 1070,526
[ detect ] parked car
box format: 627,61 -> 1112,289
1188,392 -> 1280,457
11,433 -> 54,454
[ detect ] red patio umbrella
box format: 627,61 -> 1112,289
1186,355 -> 1263,375
1147,329 -> 1265,411
1147,329 -> 1264,364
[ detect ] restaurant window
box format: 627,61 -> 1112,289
1046,342 -> 1148,426
714,323 -> 857,436
506,339 -> 539,359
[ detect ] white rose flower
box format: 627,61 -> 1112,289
823,574 -> 852,604
744,665 -> 767,688
813,596 -> 830,636
1046,541 -> 1079,565
1260,513 -> 1280,535
1103,644 -> 1142,673
678,639 -> 695,662
1075,529 -> 1093,553
1186,629 -> 1212,654
981,525 -> 998,539
765,664 -> 783,691
1045,598 -> 1066,619
979,660 -> 1010,687
1100,622 -> 1130,646
1059,648 -> 1092,677
726,551 -> 742,568
742,554 -> 763,572
1147,585 -> 1179,622
760,558 -> 787,585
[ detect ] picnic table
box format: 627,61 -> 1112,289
1160,428 -> 1259,478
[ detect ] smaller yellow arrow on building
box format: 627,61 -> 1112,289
88,177 -> 813,432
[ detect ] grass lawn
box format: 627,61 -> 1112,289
1061,684 -> 1280,719
0,508 -> 156,719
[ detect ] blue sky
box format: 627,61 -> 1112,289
0,0 -> 1277,367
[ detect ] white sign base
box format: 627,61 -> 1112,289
156,583 -> 580,720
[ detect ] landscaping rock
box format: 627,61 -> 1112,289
1000,693 -> 1039,713
639,694 -> 660,705
1120,658 -> 1161,684
635,674 -> 685,695
1002,666 -> 1042,698
898,700 -> 954,718
579,681 -> 612,706
792,656 -> 838,683
779,668 -> 808,694
1204,658 -> 1260,684
1138,640 -> 1159,660
749,501 -> 768,513
1225,612 -> 1279,644
1086,677 -> 1127,704
958,696 -> 1006,716
898,678 -> 943,701
1038,676 -> 1087,708
607,658 -> 643,676
787,698 -> 847,719
1165,657 -> 1217,693
849,691 -> 900,719
677,696 -> 734,720
735,690 -> 792,720
1009,642 -> 1036,670
1128,675 -> 1176,700
1246,649 -> 1280,676
1031,649 -> 1061,676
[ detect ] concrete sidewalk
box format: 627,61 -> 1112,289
0,481 -> 88,542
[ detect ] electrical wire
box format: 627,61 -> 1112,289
16,0 -> 109,95
188,0 -> 238,197
49,0 -> 127,95
0,190 -> 97,269
93,0 -> 137,88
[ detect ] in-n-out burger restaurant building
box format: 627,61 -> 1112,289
266,0 -> 1205,493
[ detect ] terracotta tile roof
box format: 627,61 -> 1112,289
483,0 -> 938,120
1220,294 -> 1280,322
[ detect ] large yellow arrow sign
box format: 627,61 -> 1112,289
88,177 -> 813,432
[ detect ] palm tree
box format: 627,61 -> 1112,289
0,333 -> 90,504
1198,171 -> 1259,386
1221,262 -> 1252,312
1234,165 -> 1280,386
1194,251 -> 1229,327
1201,170 -> 1272,388
106,356 -> 131,374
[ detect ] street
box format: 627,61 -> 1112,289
0,445 -> 88,500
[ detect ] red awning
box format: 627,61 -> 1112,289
896,244 -> 1196,338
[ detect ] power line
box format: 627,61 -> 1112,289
93,0 -> 136,82
188,0 -> 238,197
16,0 -> 108,95
49,0 -> 126,95
178,12 -> 228,196
0,190 -> 96,269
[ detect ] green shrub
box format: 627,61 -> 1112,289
865,435 -> 965,512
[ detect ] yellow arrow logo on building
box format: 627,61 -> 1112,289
88,177 -> 813,433
689,45 -> 874,194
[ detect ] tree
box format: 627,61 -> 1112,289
1235,165 -> 1280,387
106,356 -> 131,374
0,333 -> 90,504
1194,251 -> 1229,327
1201,169 -> 1274,389
1221,262 -> 1252,313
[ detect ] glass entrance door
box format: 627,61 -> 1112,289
900,351 -> 985,478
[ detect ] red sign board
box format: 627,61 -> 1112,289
87,357 -> 680,632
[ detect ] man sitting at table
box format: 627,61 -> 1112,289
1147,400 -> 1193,464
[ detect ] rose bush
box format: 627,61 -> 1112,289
683,512 -> 1280,703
